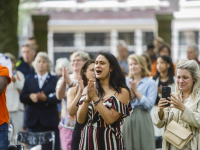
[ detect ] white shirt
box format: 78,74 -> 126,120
6,70 -> 25,112
37,72 -> 48,89
0,53 -> 12,78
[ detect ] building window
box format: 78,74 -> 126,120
178,31 -> 199,60
53,33 -> 74,47
142,32 -> 154,46
85,33 -> 110,46
118,32 -> 134,45
179,31 -> 199,45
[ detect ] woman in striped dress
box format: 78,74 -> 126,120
77,52 -> 133,150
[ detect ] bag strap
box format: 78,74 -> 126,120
168,108 -> 200,134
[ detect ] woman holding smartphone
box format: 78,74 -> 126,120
153,55 -> 175,104
123,54 -> 157,150
153,59 -> 200,149
77,52 -> 132,150
151,55 -> 175,143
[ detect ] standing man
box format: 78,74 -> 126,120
16,44 -> 35,78
117,40 -> 129,75
0,65 -> 11,150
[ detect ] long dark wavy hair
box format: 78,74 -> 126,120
153,55 -> 174,84
81,60 -> 95,87
95,52 -> 131,99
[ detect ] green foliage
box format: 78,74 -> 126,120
0,0 -> 20,57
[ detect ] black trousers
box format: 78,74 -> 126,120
27,124 -> 60,150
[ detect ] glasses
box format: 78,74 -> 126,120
71,59 -> 83,63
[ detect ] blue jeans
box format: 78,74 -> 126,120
0,122 -> 8,150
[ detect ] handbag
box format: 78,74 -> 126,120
162,120 -> 193,150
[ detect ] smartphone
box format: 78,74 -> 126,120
162,86 -> 171,107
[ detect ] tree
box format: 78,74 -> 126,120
0,0 -> 20,57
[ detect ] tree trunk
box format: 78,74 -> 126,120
0,0 -> 19,57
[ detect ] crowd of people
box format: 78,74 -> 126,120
0,36 -> 200,150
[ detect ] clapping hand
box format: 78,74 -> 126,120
77,76 -> 84,94
129,80 -> 137,93
30,93 -> 38,103
30,92 -> 47,103
82,79 -> 94,103
62,66 -> 71,85
12,75 -> 16,83
37,91 -> 47,102
168,94 -> 185,112
87,79 -> 98,101
130,90 -> 136,100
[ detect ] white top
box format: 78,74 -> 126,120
6,70 -> 25,112
56,76 -> 78,129
0,53 -> 12,78
37,72 -> 48,89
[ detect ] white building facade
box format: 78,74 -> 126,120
172,0 -> 200,62
20,0 -> 182,64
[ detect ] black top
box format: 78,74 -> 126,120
71,121 -> 86,150
16,58 -> 35,78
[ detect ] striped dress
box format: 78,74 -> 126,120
78,94 -> 132,150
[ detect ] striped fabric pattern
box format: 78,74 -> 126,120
78,95 -> 133,150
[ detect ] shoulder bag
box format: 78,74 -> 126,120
162,120 -> 193,150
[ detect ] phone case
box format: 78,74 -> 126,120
162,86 -> 171,107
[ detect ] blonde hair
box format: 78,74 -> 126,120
32,52 -> 53,73
142,53 -> 152,72
70,51 -> 90,62
55,58 -> 71,73
175,59 -> 200,100
128,54 -> 150,78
